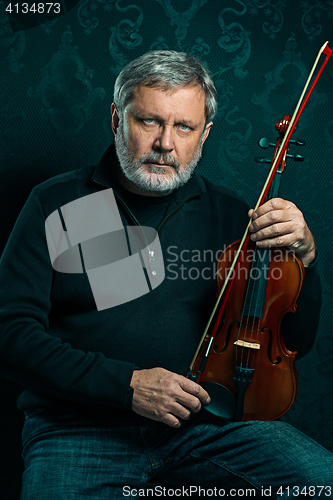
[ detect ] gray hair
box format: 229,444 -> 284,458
113,50 -> 217,123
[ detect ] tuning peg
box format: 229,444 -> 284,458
255,154 -> 304,164
258,138 -> 275,149
288,139 -> 306,146
254,157 -> 272,164
259,138 -> 306,149
286,154 -> 304,161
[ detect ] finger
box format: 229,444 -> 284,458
179,377 -> 210,405
253,235 -> 293,248
252,229 -> 309,250
250,221 -> 298,243
176,392 -> 203,413
161,403 -> 193,427
162,413 -> 183,428
170,402 -> 192,421
250,208 -> 297,234
253,198 -> 293,219
174,382 -> 210,415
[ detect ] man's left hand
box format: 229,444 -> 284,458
248,198 -> 315,267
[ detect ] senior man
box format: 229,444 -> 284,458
0,50 -> 332,498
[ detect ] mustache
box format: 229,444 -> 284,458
140,152 -> 180,170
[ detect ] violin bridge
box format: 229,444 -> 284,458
234,340 -> 260,349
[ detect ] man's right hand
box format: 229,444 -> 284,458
130,367 -> 211,428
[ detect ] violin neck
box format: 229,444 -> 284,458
266,167 -> 282,200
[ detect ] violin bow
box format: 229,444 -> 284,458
190,41 -> 332,377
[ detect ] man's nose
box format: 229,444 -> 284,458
153,125 -> 174,153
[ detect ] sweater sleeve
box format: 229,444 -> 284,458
0,190 -> 136,409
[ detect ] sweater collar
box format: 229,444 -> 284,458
91,143 -> 204,203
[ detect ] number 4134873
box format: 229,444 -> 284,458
6,3 -> 61,14
276,486 -> 332,497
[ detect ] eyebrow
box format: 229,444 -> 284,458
130,108 -> 199,128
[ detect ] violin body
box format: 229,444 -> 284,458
191,240 -> 304,421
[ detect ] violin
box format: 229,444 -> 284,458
188,42 -> 332,422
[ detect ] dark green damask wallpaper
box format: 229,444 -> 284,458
1,0 -> 333,496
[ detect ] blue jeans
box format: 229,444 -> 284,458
21,409 -> 333,499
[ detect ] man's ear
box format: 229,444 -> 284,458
111,103 -> 120,135
202,121 -> 213,145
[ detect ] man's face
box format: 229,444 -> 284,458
112,84 -> 212,195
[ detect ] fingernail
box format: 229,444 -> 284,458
249,224 -> 254,231
206,396 -> 211,404
253,212 -> 258,220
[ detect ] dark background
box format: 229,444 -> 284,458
1,0 -> 333,496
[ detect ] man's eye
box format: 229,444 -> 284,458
178,124 -> 191,131
143,119 -> 156,125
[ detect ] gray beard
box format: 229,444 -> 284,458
114,125 -> 202,193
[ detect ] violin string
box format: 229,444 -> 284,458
253,247 -> 272,369
247,247 -> 261,369
243,245 -> 266,371
234,254 -> 248,369
237,246 -> 259,370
